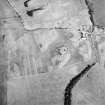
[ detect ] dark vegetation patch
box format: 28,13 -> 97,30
64,63 -> 95,105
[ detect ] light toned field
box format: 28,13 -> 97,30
0,0 -> 105,105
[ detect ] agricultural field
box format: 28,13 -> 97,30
0,0 -> 105,105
